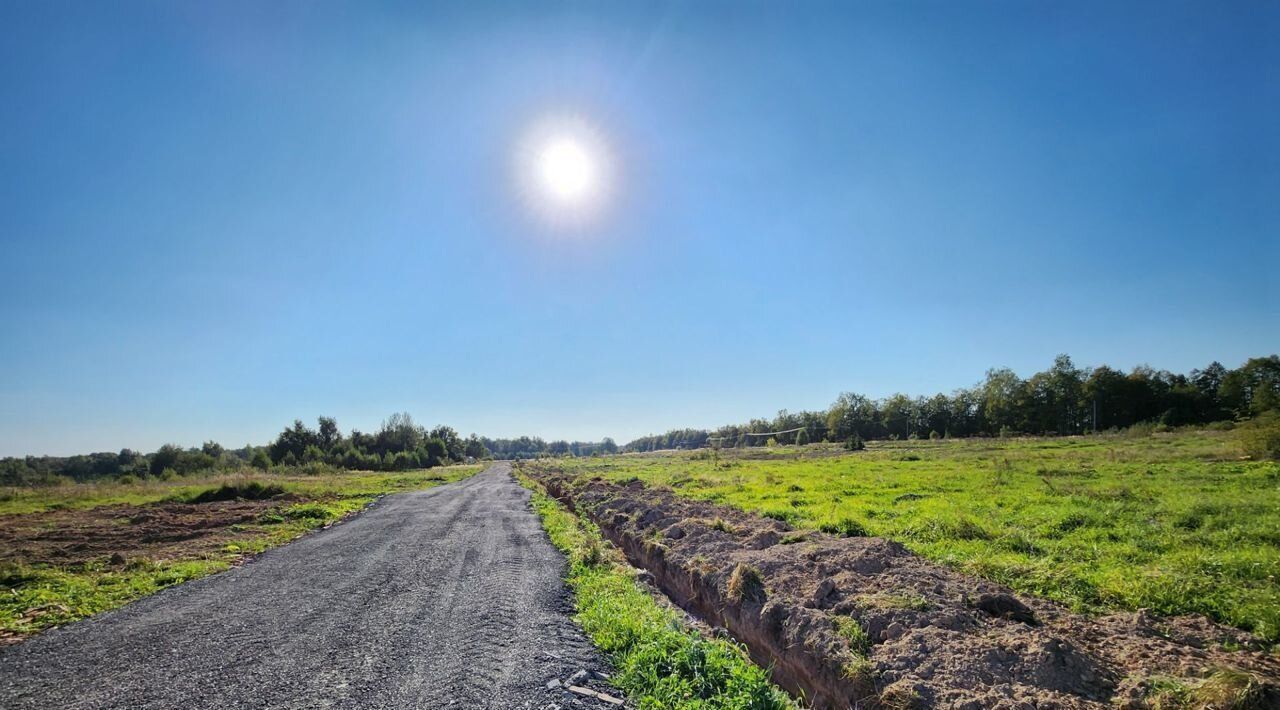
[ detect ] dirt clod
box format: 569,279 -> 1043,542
974,592 -> 1037,625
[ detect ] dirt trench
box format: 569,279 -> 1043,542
530,470 -> 1280,709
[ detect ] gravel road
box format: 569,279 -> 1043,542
0,463 -> 618,709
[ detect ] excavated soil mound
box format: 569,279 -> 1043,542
531,471 -> 1280,709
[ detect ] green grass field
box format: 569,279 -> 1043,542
0,465 -> 482,641
548,430 -> 1280,643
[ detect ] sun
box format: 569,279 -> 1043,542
515,114 -> 615,230
538,138 -> 596,203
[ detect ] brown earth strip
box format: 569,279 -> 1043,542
0,497 -> 298,569
528,468 -> 1280,709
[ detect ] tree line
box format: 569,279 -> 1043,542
5,354 -> 1276,485
481,436 -> 618,460
0,412 -> 617,486
623,354 -> 1280,451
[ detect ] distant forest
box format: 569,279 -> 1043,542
4,354 -> 1276,486
623,355 -> 1280,452
0,412 -> 616,486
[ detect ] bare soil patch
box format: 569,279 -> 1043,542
0,497 -> 296,568
531,470 -> 1280,709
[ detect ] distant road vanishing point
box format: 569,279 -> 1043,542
0,463 -> 616,709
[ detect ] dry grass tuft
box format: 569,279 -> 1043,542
725,562 -> 767,603
1188,669 -> 1274,709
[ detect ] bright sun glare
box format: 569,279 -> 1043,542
538,139 -> 596,203
516,115 -> 614,230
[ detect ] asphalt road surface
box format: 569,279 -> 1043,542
0,463 -> 617,709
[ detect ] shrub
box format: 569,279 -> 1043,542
302,445 -> 325,464
845,434 -> 866,451
820,517 -> 869,537
1238,412 -> 1280,461
186,481 -> 285,504
391,451 -> 415,471
760,508 -> 798,524
1124,421 -> 1157,438
300,462 -> 333,476
929,430 -> 942,440
708,517 -> 737,534
250,449 -> 272,471
284,503 -> 331,521
117,474 -> 138,486
158,468 -> 178,481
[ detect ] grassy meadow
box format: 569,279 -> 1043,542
0,465 -> 482,641
546,430 -> 1280,643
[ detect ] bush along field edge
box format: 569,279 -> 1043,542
516,466 -> 796,709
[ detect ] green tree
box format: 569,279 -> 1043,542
982,368 -> 1026,434
881,393 -> 914,440
270,420 -> 320,464
463,434 -> 489,459
826,392 -> 881,440
377,413 -> 423,455
1220,356 -> 1280,417
422,437 -> 448,466
149,444 -> 182,477
250,449 -> 272,471
317,416 -> 341,451
430,426 -> 464,461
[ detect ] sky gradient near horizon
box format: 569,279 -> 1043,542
2,1 -> 1277,457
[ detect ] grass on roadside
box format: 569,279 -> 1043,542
519,473 -> 794,709
1,465 -> 482,642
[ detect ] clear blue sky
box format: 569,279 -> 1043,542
1,1 -> 1276,457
